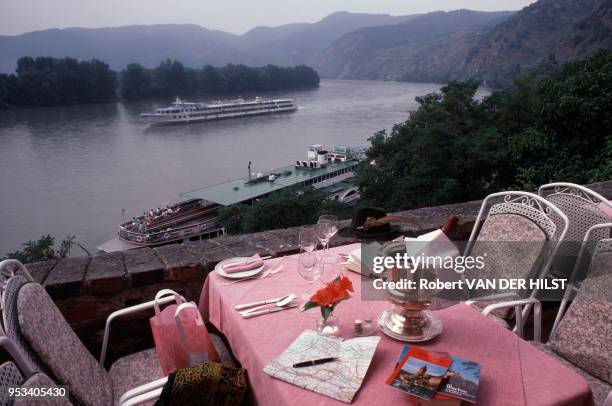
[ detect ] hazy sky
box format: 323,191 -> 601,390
0,0 -> 538,36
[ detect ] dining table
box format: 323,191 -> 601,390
198,243 -> 594,406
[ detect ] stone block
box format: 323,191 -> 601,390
153,244 -> 203,281
84,251 -> 127,295
44,256 -> 90,299
217,234 -> 272,257
186,240 -> 235,270
24,259 -> 57,284
250,229 -> 300,256
123,248 -> 164,287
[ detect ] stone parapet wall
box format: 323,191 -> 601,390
21,180 -> 612,362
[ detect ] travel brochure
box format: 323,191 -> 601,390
386,345 -> 481,405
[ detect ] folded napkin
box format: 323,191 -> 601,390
404,229 -> 460,259
343,249 -> 362,275
222,254 -> 263,274
342,243 -> 381,277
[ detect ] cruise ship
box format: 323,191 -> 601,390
141,97 -> 297,125
97,145 -> 363,252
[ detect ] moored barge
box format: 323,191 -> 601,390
98,145 -> 363,252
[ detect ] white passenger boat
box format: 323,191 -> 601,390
141,96 -> 297,125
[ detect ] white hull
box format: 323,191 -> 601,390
142,98 -> 297,126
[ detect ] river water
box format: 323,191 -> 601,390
0,79 -> 485,254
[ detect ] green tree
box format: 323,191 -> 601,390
1,56 -> 117,108
217,187 -> 349,234
357,81 -> 508,210
200,65 -> 223,94
1,58 -> 320,108
357,51 -> 612,211
2,235 -> 75,264
121,63 -> 152,100
152,59 -> 191,97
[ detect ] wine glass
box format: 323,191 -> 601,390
299,229 -> 318,252
298,229 -> 321,283
317,215 -> 338,263
298,250 -> 320,283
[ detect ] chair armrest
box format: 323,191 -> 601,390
0,336 -> 36,376
464,292 -> 518,306
0,259 -> 34,283
118,376 -> 168,405
481,298 -> 542,343
120,387 -> 164,406
100,294 -> 183,367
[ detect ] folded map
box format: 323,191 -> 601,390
263,330 -> 381,403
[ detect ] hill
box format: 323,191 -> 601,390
313,0 -> 612,87
0,12 -> 418,73
460,0 -> 612,86
0,24 -> 247,72
310,9 -> 513,79
1,1 -> 610,87
241,11 -> 420,66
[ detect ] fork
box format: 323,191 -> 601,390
222,259 -> 285,286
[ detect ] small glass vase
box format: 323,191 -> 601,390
316,314 -> 340,335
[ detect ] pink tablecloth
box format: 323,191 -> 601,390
199,244 -> 593,406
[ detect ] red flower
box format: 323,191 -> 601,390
337,276 -> 354,293
309,276 -> 353,307
310,288 -> 335,307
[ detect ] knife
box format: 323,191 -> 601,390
241,305 -> 298,319
234,295 -> 287,311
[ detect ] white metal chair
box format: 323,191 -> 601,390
550,223 -> 612,337
524,244 -> 610,405
463,191 -> 568,332
0,259 -> 235,406
538,182 -> 611,282
0,332 -> 72,405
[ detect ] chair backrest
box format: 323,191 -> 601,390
16,282 -> 113,406
538,183 -> 611,279
13,372 -> 73,406
465,191 -> 568,299
547,236 -> 611,384
0,361 -> 24,404
0,259 -> 33,310
0,330 -> 28,404
2,275 -> 45,373
0,332 -> 72,405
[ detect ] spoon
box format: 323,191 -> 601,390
239,294 -> 296,315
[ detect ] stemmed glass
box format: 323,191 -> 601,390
298,229 -> 321,283
316,215 -> 338,264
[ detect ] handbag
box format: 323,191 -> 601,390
150,289 -> 186,375
173,302 -> 220,368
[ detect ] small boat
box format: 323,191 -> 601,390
141,96 -> 297,125
116,199 -> 224,247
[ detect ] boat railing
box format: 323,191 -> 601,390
145,205 -> 215,230
119,218 -> 218,244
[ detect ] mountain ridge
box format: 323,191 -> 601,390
314,0 -> 611,87
0,11 -> 421,72
1,1 -> 610,87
